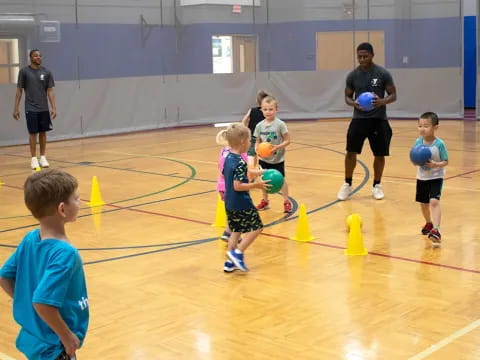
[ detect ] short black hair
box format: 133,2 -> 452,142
420,112 -> 439,126
357,42 -> 374,55
29,49 -> 40,58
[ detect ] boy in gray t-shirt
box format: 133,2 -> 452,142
13,49 -> 57,169
254,96 -> 292,213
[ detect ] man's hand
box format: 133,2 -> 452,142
13,110 -> 20,120
50,109 -> 57,120
371,94 -> 386,108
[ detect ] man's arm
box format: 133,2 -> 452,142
47,88 -> 57,119
373,83 -> 397,107
33,303 -> 80,356
345,87 -> 363,110
13,88 -> 23,120
0,277 -> 15,298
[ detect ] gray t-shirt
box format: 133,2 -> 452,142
346,64 -> 394,120
253,118 -> 288,164
17,66 -> 55,112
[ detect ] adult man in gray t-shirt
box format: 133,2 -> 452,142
13,49 -> 57,169
337,42 -> 397,201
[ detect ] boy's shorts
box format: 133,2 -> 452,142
258,160 -> 285,176
247,136 -> 257,156
55,351 -> 75,360
346,118 -> 392,156
226,208 -> 263,233
26,111 -> 53,134
416,178 -> 443,203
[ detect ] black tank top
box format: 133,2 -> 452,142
248,107 -> 264,134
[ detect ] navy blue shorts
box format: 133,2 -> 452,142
416,178 -> 443,203
26,111 -> 52,134
258,160 -> 285,177
346,118 -> 392,156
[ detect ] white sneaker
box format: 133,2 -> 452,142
31,157 -> 39,169
337,183 -> 352,201
372,184 -> 384,200
39,156 -> 49,168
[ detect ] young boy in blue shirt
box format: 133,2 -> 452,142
223,123 -> 269,272
0,169 -> 89,360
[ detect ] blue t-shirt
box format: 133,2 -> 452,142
0,229 -> 89,360
223,152 -> 255,211
414,137 -> 449,180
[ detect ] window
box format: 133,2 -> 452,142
0,38 -> 20,84
212,35 -> 257,74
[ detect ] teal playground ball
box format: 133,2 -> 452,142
262,169 -> 284,194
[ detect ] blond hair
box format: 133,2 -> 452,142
24,169 -> 78,219
225,122 -> 250,148
261,95 -> 278,107
256,90 -> 270,106
215,129 -> 229,146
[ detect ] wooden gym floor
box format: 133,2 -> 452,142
0,118 -> 479,359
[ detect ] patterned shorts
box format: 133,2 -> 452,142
226,208 -> 263,233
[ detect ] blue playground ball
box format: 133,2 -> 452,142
410,145 -> 432,165
262,169 -> 284,194
357,92 -> 375,111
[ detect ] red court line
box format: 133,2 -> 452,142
445,169 -> 480,181
261,232 -> 480,274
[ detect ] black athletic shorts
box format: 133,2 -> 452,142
416,178 -> 443,204
26,111 -> 52,134
346,118 -> 392,156
55,351 -> 75,360
226,208 -> 263,233
258,160 -> 285,177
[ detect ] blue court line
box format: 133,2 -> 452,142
0,189 -> 217,234
0,143 -> 368,265
0,156 -> 206,220
83,238 -> 216,265
265,143 -> 369,227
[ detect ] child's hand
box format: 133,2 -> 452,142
424,160 -> 436,168
61,331 -> 80,356
271,145 -> 280,153
256,179 -> 271,191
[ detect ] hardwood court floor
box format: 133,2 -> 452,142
0,119 -> 479,359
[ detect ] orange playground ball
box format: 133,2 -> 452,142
257,142 -> 273,158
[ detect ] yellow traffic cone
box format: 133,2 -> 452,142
211,194 -> 227,228
90,205 -> 103,231
289,203 -> 315,242
88,176 -> 105,207
346,214 -> 362,229
344,214 -> 368,256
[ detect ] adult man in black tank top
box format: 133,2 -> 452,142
337,42 -> 397,201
